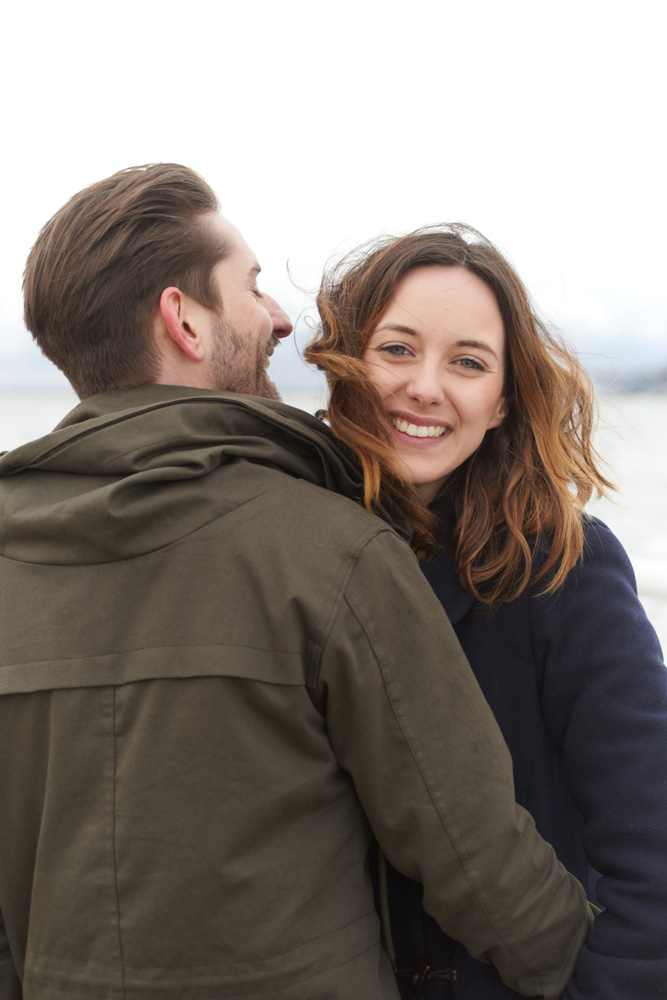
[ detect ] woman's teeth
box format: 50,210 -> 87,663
392,417 -> 447,438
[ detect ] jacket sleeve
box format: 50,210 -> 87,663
534,519 -> 667,999
316,527 -> 594,1000
0,910 -> 21,1000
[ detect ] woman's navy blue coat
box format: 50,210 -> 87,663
386,498 -> 667,999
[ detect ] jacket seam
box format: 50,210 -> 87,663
2,642 -> 307,671
111,688 -> 127,999
308,525 -> 396,690
20,908 -> 379,984
22,936 -> 380,997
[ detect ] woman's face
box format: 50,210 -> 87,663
363,265 -> 507,504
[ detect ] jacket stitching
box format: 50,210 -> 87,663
111,688 -> 127,999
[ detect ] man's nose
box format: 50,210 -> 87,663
263,294 -> 293,339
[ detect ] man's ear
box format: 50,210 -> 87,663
158,286 -> 206,362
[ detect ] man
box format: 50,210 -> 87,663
0,164 -> 592,1000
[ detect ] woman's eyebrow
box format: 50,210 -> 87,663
373,323 -> 419,336
456,339 -> 499,361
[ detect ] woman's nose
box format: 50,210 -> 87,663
406,365 -> 445,406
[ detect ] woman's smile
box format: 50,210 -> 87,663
389,411 -> 451,445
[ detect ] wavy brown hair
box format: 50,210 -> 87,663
305,224 -> 613,603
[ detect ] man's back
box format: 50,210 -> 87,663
0,386 -> 592,999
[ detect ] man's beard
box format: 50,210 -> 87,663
208,317 -> 282,402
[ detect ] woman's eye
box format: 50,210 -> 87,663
379,343 -> 410,357
457,357 -> 485,372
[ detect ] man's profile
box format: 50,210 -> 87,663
0,164 -> 592,1000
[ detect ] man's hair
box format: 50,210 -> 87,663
306,223 -> 613,600
23,163 -> 230,398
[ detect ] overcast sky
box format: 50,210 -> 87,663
2,0 -> 665,391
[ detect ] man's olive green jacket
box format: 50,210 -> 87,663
0,386 -> 593,1000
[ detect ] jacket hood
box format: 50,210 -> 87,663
0,385 -> 410,565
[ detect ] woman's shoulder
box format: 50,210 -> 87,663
581,512 -> 630,555
528,512 -> 636,599
565,513 -> 638,593
427,496 -> 643,625
529,511 -> 664,667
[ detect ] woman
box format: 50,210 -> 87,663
305,225 -> 667,999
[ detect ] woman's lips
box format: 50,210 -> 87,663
389,412 -> 451,447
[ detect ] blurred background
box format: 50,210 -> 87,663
1,0 -> 665,642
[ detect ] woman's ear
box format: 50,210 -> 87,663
157,286 -> 206,362
488,395 -> 509,429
